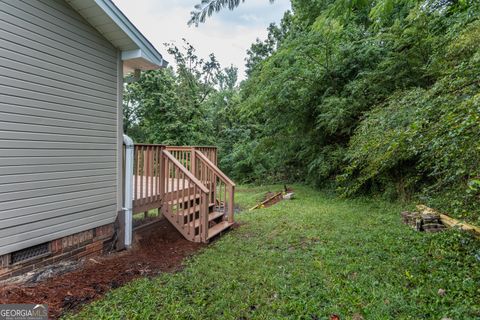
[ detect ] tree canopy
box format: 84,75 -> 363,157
126,0 -> 480,223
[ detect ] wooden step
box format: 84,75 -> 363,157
168,203 -> 217,217
207,221 -> 234,240
166,205 -> 200,218
209,210 -> 225,221
167,194 -> 200,205
186,210 -> 227,229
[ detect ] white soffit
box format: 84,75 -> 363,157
66,0 -> 168,73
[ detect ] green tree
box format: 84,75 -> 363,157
124,40 -> 221,145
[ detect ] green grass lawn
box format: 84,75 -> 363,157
66,185 -> 480,319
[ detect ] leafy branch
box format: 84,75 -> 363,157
189,0 -> 275,26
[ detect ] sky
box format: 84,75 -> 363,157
112,0 -> 291,80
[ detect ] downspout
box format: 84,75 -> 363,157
123,134 -> 134,248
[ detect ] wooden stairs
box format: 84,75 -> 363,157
132,145 -> 235,243
162,193 -> 234,242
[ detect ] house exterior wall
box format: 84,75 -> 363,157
0,223 -> 115,280
0,0 -> 120,257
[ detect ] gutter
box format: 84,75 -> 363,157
123,134 -> 134,248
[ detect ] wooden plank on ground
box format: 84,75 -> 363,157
416,205 -> 480,238
249,192 -> 283,211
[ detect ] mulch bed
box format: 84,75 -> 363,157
0,218 -> 205,319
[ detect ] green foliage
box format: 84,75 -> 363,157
226,0 -> 480,221
129,0 -> 480,221
124,40 -> 227,146
66,186 -> 480,319
343,17 -> 480,222
189,0 -> 275,26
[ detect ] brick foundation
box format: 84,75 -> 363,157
0,223 -> 115,281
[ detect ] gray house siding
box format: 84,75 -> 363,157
0,0 -> 120,256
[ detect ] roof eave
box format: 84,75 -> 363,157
94,0 -> 166,69
66,0 -> 167,71
122,49 -> 168,73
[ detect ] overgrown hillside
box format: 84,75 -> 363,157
124,0 -> 480,222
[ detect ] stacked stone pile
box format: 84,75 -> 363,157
401,211 -> 446,233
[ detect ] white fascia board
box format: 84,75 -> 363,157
122,50 -> 163,73
94,0 -> 168,68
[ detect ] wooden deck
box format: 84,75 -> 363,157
130,145 -> 235,243
133,176 -> 188,198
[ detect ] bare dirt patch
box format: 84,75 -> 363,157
0,218 -> 204,319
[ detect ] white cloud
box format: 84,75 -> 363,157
112,0 -> 291,79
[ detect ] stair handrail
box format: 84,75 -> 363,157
194,150 -> 235,224
163,149 -> 210,241
163,150 -> 209,193
194,150 -> 236,187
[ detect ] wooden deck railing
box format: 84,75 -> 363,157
130,144 -> 233,242
165,146 -> 217,172
132,144 -> 164,214
162,150 -> 210,241
194,150 -> 235,224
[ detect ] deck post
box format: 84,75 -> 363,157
228,185 -> 235,224
159,148 -> 165,198
201,192 -> 209,242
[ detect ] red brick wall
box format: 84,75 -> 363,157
0,223 -> 115,281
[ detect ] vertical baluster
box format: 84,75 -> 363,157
163,158 -> 167,216
145,146 -> 149,208
218,180 -> 222,208
152,147 -> 155,202
169,160 -> 173,216
151,146 -> 155,205
213,172 -> 217,207
186,178 -> 191,236
166,159 -> 170,216
151,146 -> 154,205
176,167 -> 180,224
170,160 -> 174,217
188,151 -> 191,172
155,147 -> 158,203
210,168 -> 213,204
193,184 -> 197,239
139,146 -> 144,207
224,183 -> 227,215
144,146 -> 148,208
191,148 -> 196,177
160,147 -> 163,200
147,146 -> 152,206
182,171 -> 186,227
